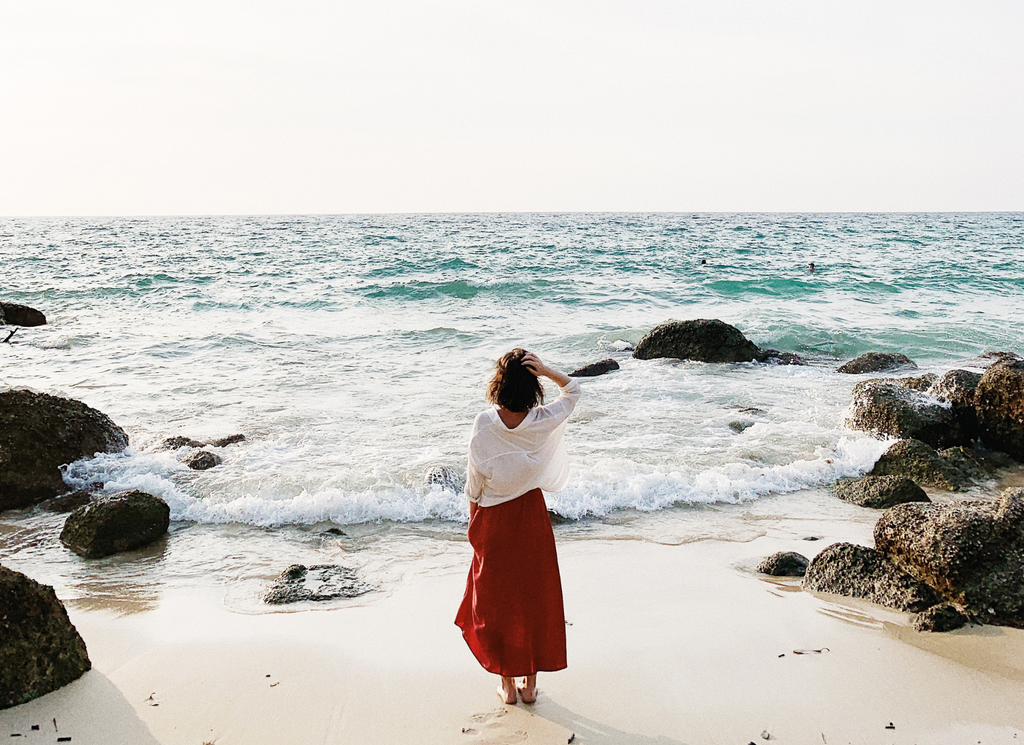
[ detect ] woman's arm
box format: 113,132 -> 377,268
521,352 -> 570,387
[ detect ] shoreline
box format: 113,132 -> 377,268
4,523 -> 1024,745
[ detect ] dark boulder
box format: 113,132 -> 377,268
40,491 -> 95,513
569,359 -> 620,377
873,488 -> 1024,627
210,434 -> 245,447
870,439 -> 973,491
0,565 -> 90,709
263,564 -> 372,604
728,420 -> 755,433
183,451 -> 221,470
425,465 -> 465,492
633,319 -> 761,363
974,358 -> 1024,460
0,302 -> 46,327
161,436 -> 205,450
0,390 -> 129,511
803,542 -> 938,612
757,551 -> 809,577
912,604 -> 968,633
59,490 -> 170,559
837,352 -> 917,375
846,380 -> 963,449
832,475 -> 929,509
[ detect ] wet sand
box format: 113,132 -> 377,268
3,524 -> 1024,745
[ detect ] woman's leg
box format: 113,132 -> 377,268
518,673 -> 538,704
498,675 -> 517,704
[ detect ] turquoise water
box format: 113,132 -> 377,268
2,212 -> 1023,527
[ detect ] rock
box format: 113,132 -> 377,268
912,604 -> 968,633
40,491 -> 95,513
737,407 -> 765,415
0,390 -> 129,511
0,565 -> 90,709
728,420 -> 755,433
210,434 -> 245,447
755,349 -> 805,365
870,439 -> 973,491
847,380 -> 964,449
425,465 -> 465,492
930,369 -> 982,407
633,319 -> 761,363
263,564 -> 372,604
893,373 -> 938,392
321,527 -> 346,537
936,446 -> 1014,481
873,488 -> 1024,627
974,358 -> 1024,459
837,352 -> 917,375
802,542 -> 938,613
569,359 -> 620,377
183,451 -> 221,470
929,369 -> 982,437
757,551 -> 809,577
59,490 -> 170,559
161,436 -> 205,450
548,510 -> 573,525
0,302 -> 46,327
831,475 -> 929,509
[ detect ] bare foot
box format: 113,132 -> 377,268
497,678 -> 517,705
517,675 -> 537,704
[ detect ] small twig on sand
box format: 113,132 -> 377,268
2,328 -> 16,343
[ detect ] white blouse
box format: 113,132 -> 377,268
465,378 -> 582,508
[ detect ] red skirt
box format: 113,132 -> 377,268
455,488 -> 567,677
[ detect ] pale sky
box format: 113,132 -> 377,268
2,1 -> 1022,215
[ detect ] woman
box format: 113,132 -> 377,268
455,349 -> 582,705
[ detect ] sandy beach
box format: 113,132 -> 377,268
4,500 -> 1024,745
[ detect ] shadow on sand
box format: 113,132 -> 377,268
530,698 -> 690,745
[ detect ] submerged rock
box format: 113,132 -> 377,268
161,436 -> 205,450
210,434 -> 245,447
754,349 -> 805,365
40,490 -> 95,513
874,488 -> 1024,627
802,542 -> 938,613
60,490 -> 170,559
974,357 -> 1024,460
162,434 -> 245,450
0,390 -> 129,511
728,420 -> 755,433
633,319 -> 761,363
0,302 -> 46,327
425,465 -> 465,492
832,475 -> 929,509
870,439 -> 973,491
183,451 -> 221,471
837,352 -> 917,375
912,603 -> 968,633
846,380 -> 963,449
757,552 -> 809,577
569,359 -> 620,377
263,564 -> 372,604
0,565 -> 91,709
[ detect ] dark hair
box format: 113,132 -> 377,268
486,348 -> 544,413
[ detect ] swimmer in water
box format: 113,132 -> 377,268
809,262 -> 815,273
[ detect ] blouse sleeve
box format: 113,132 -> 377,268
531,377 -> 582,425
465,414 -> 486,502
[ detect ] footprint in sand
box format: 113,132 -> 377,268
462,708 -> 528,744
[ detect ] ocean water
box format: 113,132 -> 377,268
2,212 -> 1023,605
